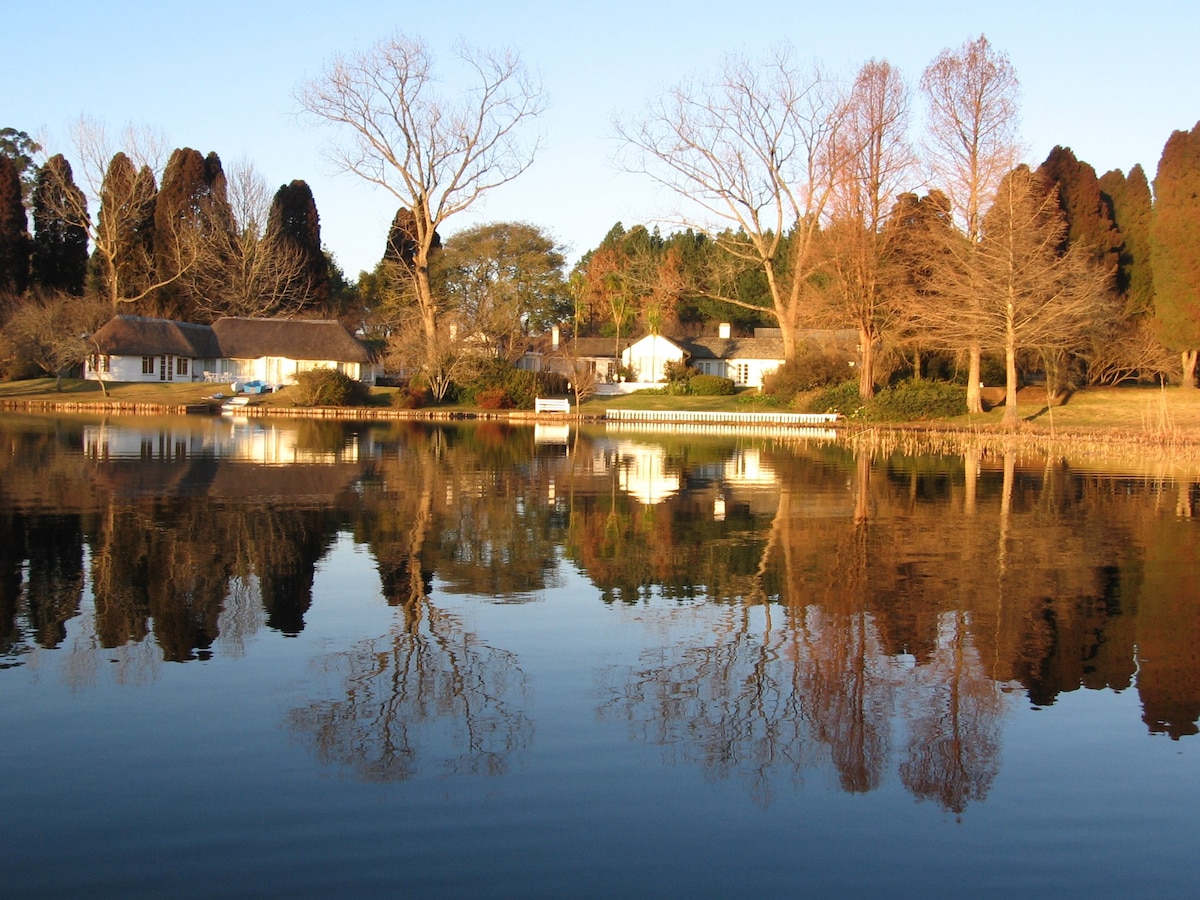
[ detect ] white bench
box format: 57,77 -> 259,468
534,397 -> 571,414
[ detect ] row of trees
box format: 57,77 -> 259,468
593,38 -> 1200,425
0,125 -> 335,321
0,122 -> 365,380
301,30 -> 1198,427
4,33 -> 1199,421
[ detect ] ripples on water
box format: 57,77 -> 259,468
1,415 -> 1197,897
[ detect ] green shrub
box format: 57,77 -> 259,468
689,373 -> 736,395
866,379 -> 967,421
292,368 -> 370,407
663,359 -> 693,386
764,352 -> 854,401
803,378 -> 967,421
391,381 -> 431,409
458,359 -> 567,409
805,380 -> 865,418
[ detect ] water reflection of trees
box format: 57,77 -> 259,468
594,442 -> 1200,811
1,416 -> 1199,790
293,425 -> 532,781
0,418 -> 365,665
291,605 -> 531,781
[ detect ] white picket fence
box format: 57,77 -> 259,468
604,409 -> 840,426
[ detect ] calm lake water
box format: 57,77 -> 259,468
1,414 -> 1197,897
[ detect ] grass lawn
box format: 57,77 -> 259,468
938,384 -> 1200,434
0,377 -> 226,405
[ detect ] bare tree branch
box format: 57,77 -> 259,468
616,46 -> 847,361
299,34 -> 546,377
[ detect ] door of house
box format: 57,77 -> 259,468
159,355 -> 174,382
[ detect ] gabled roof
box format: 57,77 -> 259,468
91,315 -> 374,364
92,315 -> 218,357
211,317 -> 371,363
521,334 -> 634,359
679,336 -> 786,361
572,336 -> 634,359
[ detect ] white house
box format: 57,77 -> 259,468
674,325 -> 788,389
84,315 -> 380,387
622,334 -> 685,383
207,317 -> 379,386
620,324 -> 789,389
519,324 -> 857,391
516,327 -> 634,385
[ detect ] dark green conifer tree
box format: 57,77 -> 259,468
154,148 -> 235,319
383,206 -> 440,266
0,154 -> 30,297
1151,121 -> 1200,386
1037,146 -> 1122,270
96,153 -> 159,306
1099,164 -> 1155,316
266,180 -> 330,313
31,155 -> 89,295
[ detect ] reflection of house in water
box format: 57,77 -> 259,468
84,421 -> 371,507
682,447 -> 789,523
83,419 -> 370,465
85,421 -> 220,462
573,438 -> 785,513
614,440 -> 681,505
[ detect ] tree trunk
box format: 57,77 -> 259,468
1182,350 -> 1198,388
965,343 -> 983,414
963,446 -> 979,516
1002,342 -> 1020,429
858,327 -> 875,400
779,314 -> 797,365
414,264 -> 439,371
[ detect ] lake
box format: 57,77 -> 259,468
1,414 -> 1197,897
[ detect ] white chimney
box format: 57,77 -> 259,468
551,324 -> 560,349
718,322 -> 731,339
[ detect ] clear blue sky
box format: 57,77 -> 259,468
7,0 -> 1198,277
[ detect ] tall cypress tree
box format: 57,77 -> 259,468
1151,122 -> 1200,386
383,206 -> 440,267
154,148 -> 235,318
31,155 -> 89,295
1099,164 -> 1155,317
0,154 -> 30,297
97,153 -> 159,306
1037,146 -> 1122,270
0,128 -> 41,203
266,180 -> 329,313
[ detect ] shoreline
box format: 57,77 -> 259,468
2,393 -> 1196,433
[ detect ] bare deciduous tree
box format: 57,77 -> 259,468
823,58 -> 916,398
920,36 -> 1022,412
46,117 -> 191,310
1,290 -> 110,388
617,46 -> 846,362
299,33 -> 546,378
919,166 -> 1113,427
188,158 -> 315,320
